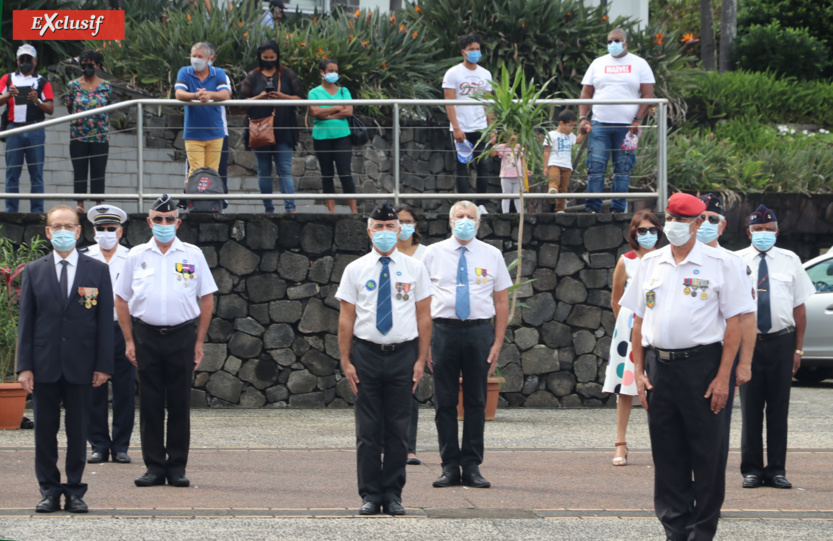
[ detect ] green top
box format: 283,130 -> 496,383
309,85 -> 352,140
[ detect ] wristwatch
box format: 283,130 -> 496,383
633,116 -> 643,122
579,115 -> 589,122
795,349 -> 804,355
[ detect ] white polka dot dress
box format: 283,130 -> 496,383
603,252 -> 641,396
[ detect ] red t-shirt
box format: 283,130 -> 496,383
0,72 -> 54,123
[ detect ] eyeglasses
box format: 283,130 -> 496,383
607,38 -> 623,44
398,219 -> 416,225
636,227 -> 659,235
47,224 -> 78,232
699,214 -> 724,225
151,216 -> 178,224
94,225 -> 119,232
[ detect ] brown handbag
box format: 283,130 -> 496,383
248,73 -> 280,149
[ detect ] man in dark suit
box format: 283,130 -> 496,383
17,205 -> 114,514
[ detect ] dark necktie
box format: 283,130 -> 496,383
757,252 -> 771,334
456,246 -> 471,321
59,260 -> 69,305
376,256 -> 393,335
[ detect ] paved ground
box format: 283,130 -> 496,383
1,382 -> 831,540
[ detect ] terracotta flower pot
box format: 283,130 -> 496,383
0,382 -> 27,430
456,377 -> 503,422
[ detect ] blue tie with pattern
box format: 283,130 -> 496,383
757,252 -> 771,334
456,246 -> 471,321
376,256 -> 393,334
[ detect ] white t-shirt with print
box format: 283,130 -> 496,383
545,131 -> 577,169
442,63 -> 493,132
580,53 -> 655,124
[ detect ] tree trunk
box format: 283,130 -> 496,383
719,0 -> 737,73
700,0 -> 716,71
508,157 -> 527,323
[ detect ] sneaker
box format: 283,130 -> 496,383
478,204 -> 489,215
584,208 -> 597,214
548,188 -> 558,195
556,210 -> 566,214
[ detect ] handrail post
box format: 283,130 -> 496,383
657,101 -> 668,213
393,103 -> 400,207
137,102 -> 144,213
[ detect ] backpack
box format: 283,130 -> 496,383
186,167 -> 224,213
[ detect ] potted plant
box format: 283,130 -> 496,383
0,231 -> 48,430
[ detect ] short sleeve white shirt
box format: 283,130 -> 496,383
335,248 -> 432,345
85,243 -> 130,320
736,245 -> 816,333
545,130 -> 577,169
422,236 -> 513,320
115,237 -> 218,326
580,53 -> 655,124
442,63 -> 493,132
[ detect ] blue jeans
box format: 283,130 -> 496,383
255,143 -> 295,212
5,127 -> 46,213
585,121 -> 636,212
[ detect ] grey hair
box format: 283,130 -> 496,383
609,28 -> 628,43
367,217 -> 400,228
148,208 -> 180,218
192,42 -> 214,57
449,200 -> 480,221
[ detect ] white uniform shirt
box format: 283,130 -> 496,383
335,248 -> 432,345
620,242 -> 754,350
413,243 -> 427,261
115,237 -> 218,326
580,53 -> 655,124
716,243 -> 756,317
442,63 -> 493,132
422,237 -> 513,320
736,245 -> 815,334
53,249 -> 79,299
85,243 -> 130,321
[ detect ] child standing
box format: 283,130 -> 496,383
543,110 -> 585,213
490,133 -> 527,213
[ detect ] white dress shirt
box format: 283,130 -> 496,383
736,245 -> 815,334
335,248 -> 432,345
620,242 -> 755,350
85,243 -> 130,321
115,237 -> 218,326
716,243 -> 756,316
53,249 -> 79,299
422,237 -> 513,320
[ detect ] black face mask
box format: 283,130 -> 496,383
82,66 -> 96,78
19,62 -> 34,74
259,59 -> 277,70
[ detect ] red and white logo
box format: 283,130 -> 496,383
198,178 -> 211,193
13,10 -> 125,41
604,65 -> 633,74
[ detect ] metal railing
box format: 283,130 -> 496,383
0,97 -> 669,212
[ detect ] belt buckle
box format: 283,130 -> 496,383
656,349 -> 670,361
380,343 -> 395,352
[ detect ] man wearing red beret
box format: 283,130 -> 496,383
620,192 -> 755,541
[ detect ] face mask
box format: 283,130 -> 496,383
19,61 -> 34,74
260,59 -> 277,70
453,218 -> 477,241
751,231 -> 777,252
607,42 -> 624,56
664,221 -> 693,247
323,72 -> 339,84
372,230 -> 398,253
82,66 -> 96,78
398,224 -> 415,241
636,232 -> 658,249
696,221 -> 719,244
208,60 -> 213,67
466,50 -> 482,64
50,230 -> 77,252
95,231 -> 119,250
152,224 -> 176,243
191,58 -> 207,71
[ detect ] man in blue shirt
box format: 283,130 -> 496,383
174,42 -> 231,179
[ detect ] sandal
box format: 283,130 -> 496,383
612,441 -> 628,466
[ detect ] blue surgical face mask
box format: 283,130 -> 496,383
696,221 -> 719,244
50,230 -> 77,252
466,50 -> 482,64
453,218 -> 477,241
608,41 -> 624,56
751,230 -> 777,252
636,232 -> 658,249
399,224 -> 415,241
324,72 -> 339,84
152,224 -> 177,243
372,230 -> 398,253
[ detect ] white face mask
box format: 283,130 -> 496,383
94,230 -> 119,250
664,221 -> 694,247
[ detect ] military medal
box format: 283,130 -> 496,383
475,268 -> 482,284
77,287 -> 98,309
395,282 -> 403,300
699,280 -> 709,300
402,282 -> 411,301
481,269 -> 488,284
683,278 -> 692,296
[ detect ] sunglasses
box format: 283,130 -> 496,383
94,225 -> 119,232
151,216 -> 177,224
607,39 -> 623,44
699,214 -> 723,225
636,227 -> 659,235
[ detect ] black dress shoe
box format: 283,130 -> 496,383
167,474 -> 190,487
359,501 -> 380,515
462,472 -> 491,488
765,475 -> 792,489
384,500 -> 405,516
65,495 -> 88,513
134,472 -> 166,487
112,452 -> 131,464
432,469 -> 462,488
35,496 -> 61,513
87,451 -> 107,464
742,474 -> 763,488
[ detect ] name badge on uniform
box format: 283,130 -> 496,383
395,282 -> 411,301
475,267 -> 488,284
77,287 -> 99,309
646,290 -> 656,309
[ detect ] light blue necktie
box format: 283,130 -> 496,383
376,256 -> 393,334
456,247 -> 470,321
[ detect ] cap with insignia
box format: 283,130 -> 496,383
748,204 -> 777,225
87,204 -> 127,226
666,193 -> 706,218
697,193 -> 723,215
152,194 -> 177,213
369,202 -> 397,221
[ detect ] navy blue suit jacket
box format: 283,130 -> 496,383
17,251 -> 114,384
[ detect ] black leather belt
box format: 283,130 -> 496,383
133,317 -> 197,335
434,318 -> 490,328
355,337 -> 417,353
9,121 -> 38,127
650,342 -> 720,361
757,326 -> 795,341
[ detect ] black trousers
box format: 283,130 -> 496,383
352,339 -> 416,504
134,320 -> 197,477
89,325 -> 136,455
408,393 -> 419,454
452,131 -> 490,194
432,320 -> 493,471
33,377 -> 91,498
218,135 -> 229,196
740,332 -> 794,478
313,136 -> 356,194
645,343 -> 726,541
69,139 -> 109,196
721,355 -> 739,469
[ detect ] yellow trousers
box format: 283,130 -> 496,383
184,138 -> 224,181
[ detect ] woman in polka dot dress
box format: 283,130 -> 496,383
603,210 -> 664,466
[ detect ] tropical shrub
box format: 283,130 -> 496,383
731,21 -> 829,81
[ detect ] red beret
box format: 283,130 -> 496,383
666,193 -> 706,218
